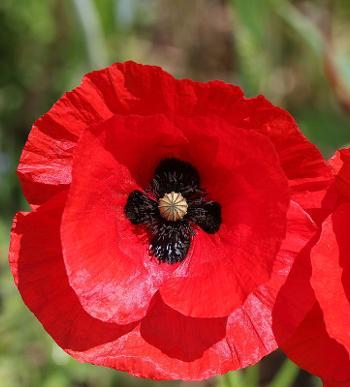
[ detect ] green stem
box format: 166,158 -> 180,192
269,359 -> 300,387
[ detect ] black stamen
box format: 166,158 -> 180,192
124,158 -> 222,264
151,158 -> 202,199
124,190 -> 157,224
188,201 -> 222,233
150,222 -> 193,264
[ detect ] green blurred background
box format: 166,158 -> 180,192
1,0 -> 350,386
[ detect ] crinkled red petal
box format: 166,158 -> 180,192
222,97 -> 332,219
9,198 -> 315,380
279,149 -> 350,385
281,204 -> 350,384
13,60 -> 327,379
19,62 -> 329,213
224,201 -> 316,367
62,110 -> 289,319
61,114 -> 187,324
9,192 -> 138,352
159,117 -> 290,317
311,204 -> 350,352
18,62 -> 241,206
18,74 -> 115,205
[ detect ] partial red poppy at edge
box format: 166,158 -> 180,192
281,148 -> 350,387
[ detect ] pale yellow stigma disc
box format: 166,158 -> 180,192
158,191 -> 188,221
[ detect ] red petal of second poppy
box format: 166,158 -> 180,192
329,148 -> 350,202
323,380 -> 350,387
282,303 -> 350,384
311,203 -> 350,354
281,203 -> 350,384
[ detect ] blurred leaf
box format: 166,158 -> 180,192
230,0 -> 273,95
42,372 -> 70,387
72,0 -> 109,68
335,53 -> 350,88
296,108 -> 350,157
231,0 -> 268,42
268,0 -> 323,55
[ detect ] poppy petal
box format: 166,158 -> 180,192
280,150 -> 350,384
17,73 -> 117,205
19,61 -> 329,219
61,114 -> 188,324
71,201 -> 315,379
218,96 -> 332,219
323,380 -> 350,387
311,204 -> 350,348
9,192 -> 138,352
330,148 -> 350,202
159,120 -> 291,318
10,169 -> 316,380
282,303 -> 350,383
9,193 -> 229,380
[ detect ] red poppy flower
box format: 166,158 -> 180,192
281,148 -> 350,387
10,62 -> 330,380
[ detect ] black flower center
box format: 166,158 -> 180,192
124,158 -> 221,264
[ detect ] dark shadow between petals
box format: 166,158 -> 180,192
282,303 -> 350,382
140,292 -> 227,362
272,237 -> 316,346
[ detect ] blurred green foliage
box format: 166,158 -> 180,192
0,0 -> 349,386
